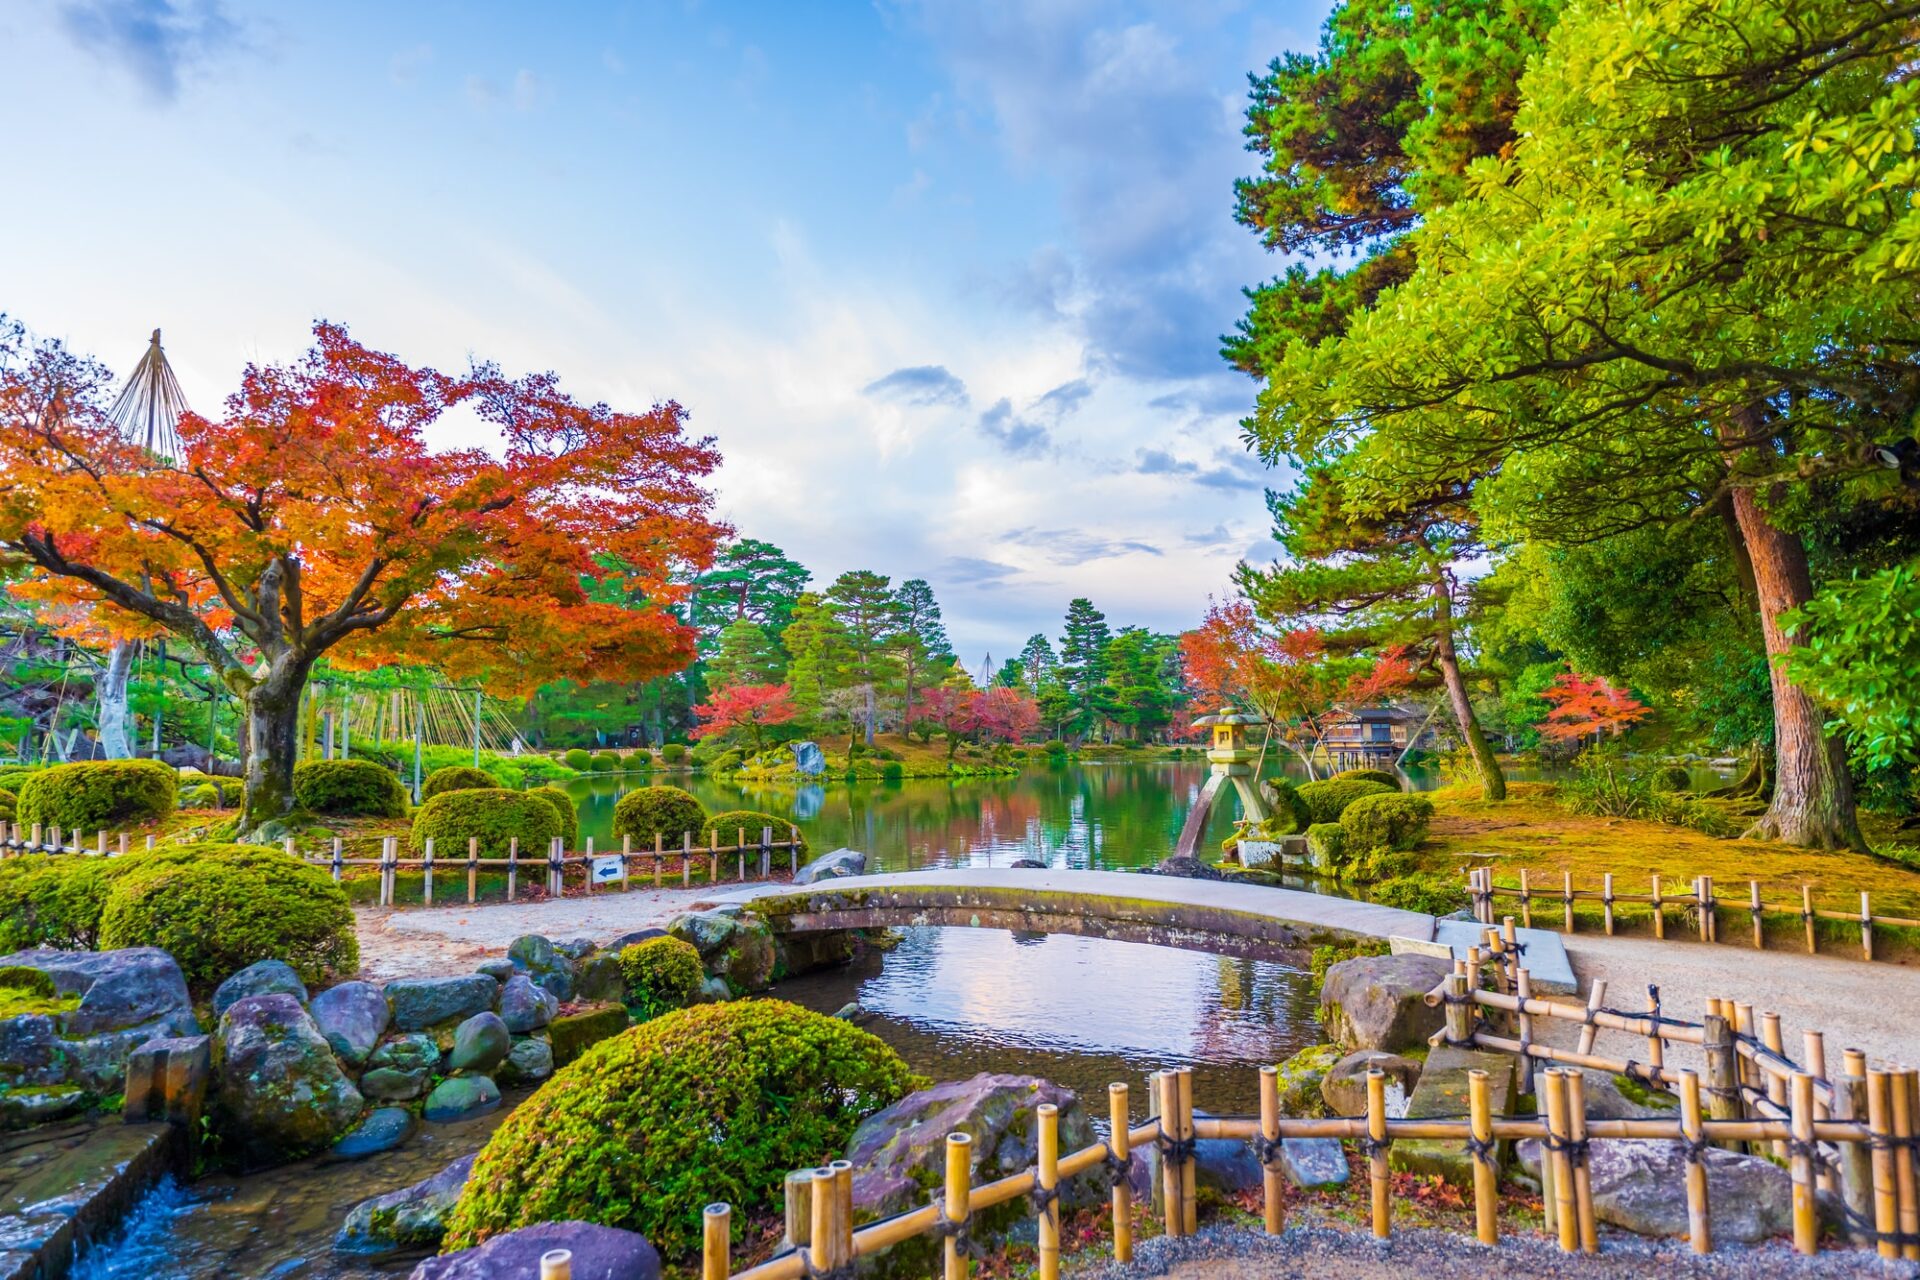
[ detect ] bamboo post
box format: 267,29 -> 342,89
1869,1069 -> 1901,1260
423,837 -> 434,906
1543,1069 -> 1579,1253
1805,1030 -> 1833,1193
808,1167 -> 837,1276
1861,891 -> 1874,962
1762,1013 -> 1788,1159
791,826 -> 799,875
1602,873 -> 1615,935
583,837 -> 595,896
507,836 -> 518,900
1443,973 -> 1471,1045
1678,1070 -> 1711,1254
1575,979 -> 1607,1057
1733,1003 -> 1757,1092
703,1203 -> 731,1280
737,826 -> 746,883
1645,986 -> 1665,1079
1258,1065 -> 1284,1234
1566,1070 -> 1597,1253
760,826 -> 771,879
1894,1068 -> 1920,1261
1109,1084 -> 1133,1262
782,1170 -> 812,1254
540,1249 -> 572,1280
831,1161 -> 854,1266
1562,871 -> 1574,932
1366,1067 -> 1390,1240
1652,873 -> 1665,939
1789,1072 -> 1817,1255
1176,1067 -> 1197,1234
95,830 -> 106,855
1802,885 -> 1817,954
1037,1102 -> 1060,1280
1702,1012 -> 1742,1143
331,837 -> 343,884
1697,876 -> 1714,942
1837,1050 -> 1874,1243
1515,968 -> 1535,1095
684,832 -> 693,886
468,837 -> 478,903
1750,881 -> 1764,948
1469,1068 -> 1497,1246
655,833 -> 664,887
709,839 -> 718,884
145,833 -> 155,852
1519,868 -> 1532,929
1156,1072 -> 1182,1238
944,1132 -> 972,1280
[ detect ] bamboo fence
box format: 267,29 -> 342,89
695,930 -> 1920,1278
1465,866 -> 1920,962
0,821 -> 802,907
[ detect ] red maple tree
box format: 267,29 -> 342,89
913,685 -> 980,757
973,686 -> 1041,744
690,682 -> 798,752
0,320 -> 724,830
1538,672 -> 1650,743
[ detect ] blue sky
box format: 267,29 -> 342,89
0,0 -> 1328,665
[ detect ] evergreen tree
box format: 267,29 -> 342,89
780,592 -> 845,721
706,617 -> 789,691
1101,628 -> 1181,741
1057,599 -> 1113,741
690,538 -> 811,641
992,657 -> 1026,689
893,578 -> 951,740
825,570 -> 905,745
1017,634 -> 1057,693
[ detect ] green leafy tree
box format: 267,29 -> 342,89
1783,563 -> 1920,774
690,538 -> 811,642
1057,599 -> 1112,742
992,657 -> 1025,690
824,571 -> 904,746
1101,628 -> 1181,741
706,617 -> 789,691
780,592 -> 845,723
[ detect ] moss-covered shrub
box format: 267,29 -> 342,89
293,759 -> 408,818
1296,777 -> 1394,825
612,785 -> 706,847
182,782 -> 221,809
702,809 -> 806,855
1338,792 -> 1435,859
1259,778 -> 1310,835
1332,767 -> 1401,790
421,765 -> 496,800
1305,822 -> 1346,870
0,766 -> 45,795
16,760 -> 177,832
0,854 -> 131,951
0,788 -> 15,824
563,748 -> 592,771
880,760 -> 905,782
1650,765 -> 1692,793
1370,872 -> 1470,916
528,785 -> 578,846
1042,739 -> 1067,756
590,752 -> 621,773
658,743 -> 687,765
618,936 -> 704,1018
442,1000 -> 921,1258
98,843 -> 358,992
706,749 -> 745,774
410,789 -> 561,858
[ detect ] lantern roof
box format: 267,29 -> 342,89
1191,707 -> 1260,728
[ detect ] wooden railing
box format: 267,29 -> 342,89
1465,866 -> 1920,961
1,824 -> 156,857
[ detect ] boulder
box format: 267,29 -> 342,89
475,958 -> 516,982
573,954 -> 627,1004
448,1013 -> 510,1075
549,1003 -> 630,1067
1318,954 -> 1449,1052
1575,1069 -> 1678,1120
1390,1046 -> 1515,1188
793,847 -> 865,885
500,1036 -> 554,1085
329,1106 -> 418,1161
337,1153 -> 474,1257
606,928 -> 665,952
1516,1138 -> 1793,1243
0,947 -> 196,1039
497,975 -> 558,1034
1320,1050 -> 1423,1117
384,976 -> 497,1032
1272,1043 -> 1342,1118
555,937 -> 598,961
1007,858 -> 1048,868
361,1066 -> 430,1103
507,934 -> 575,1000
699,977 -> 731,1003
370,1031 -> 441,1072
668,910 -> 778,993
211,959 -> 308,1018
423,1074 -> 500,1123
845,1073 -> 1097,1276
409,1221 -> 660,1280
1280,1138 -> 1349,1188
122,1034 -> 211,1126
309,981 -> 389,1067
214,993 -> 364,1162
1149,855 -> 1222,880
666,910 -> 737,956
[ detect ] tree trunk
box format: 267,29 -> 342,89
1726,486 -> 1864,849
96,642 -> 135,759
1430,571 -> 1506,800
863,683 -> 876,746
240,675 -> 306,836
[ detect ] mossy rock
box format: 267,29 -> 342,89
548,1002 -> 631,1067
1272,1042 -> 1342,1118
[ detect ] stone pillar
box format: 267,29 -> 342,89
123,1034 -> 211,1129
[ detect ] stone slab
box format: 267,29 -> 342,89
1431,919 -> 1577,995
1389,1045 -> 1516,1189
0,1122 -> 176,1280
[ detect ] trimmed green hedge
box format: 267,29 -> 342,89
1296,777 -> 1394,825
16,760 -> 177,832
0,854 -> 130,951
612,785 -> 707,847
1338,792 -> 1435,860
619,936 -> 704,1019
293,759 -> 408,817
0,789 -> 14,824
1332,768 -> 1401,790
442,1000 -> 921,1258
410,789 -> 560,858
590,752 -> 621,773
702,809 -> 806,854
563,748 -> 592,771
658,743 -> 687,764
528,785 -> 578,846
422,766 -> 497,800
97,843 -> 358,992
182,783 -> 222,809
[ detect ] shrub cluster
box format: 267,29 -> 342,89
612,785 -> 707,847
442,1000 -> 921,1258
1332,768 -> 1400,790
590,752 -> 621,773
706,749 -> 745,774
658,743 -> 687,764
527,785 -> 578,846
563,748 -> 592,771
410,788 -> 561,858
421,765 -> 497,800
0,789 -> 15,824
17,760 -> 177,832
1259,778 -> 1310,835
182,783 -> 222,809
1296,777 -> 1394,825
1338,792 -> 1435,860
0,855 -> 127,951
97,843 -> 359,992
293,759 -> 408,817
618,936 -> 705,1018
702,809 -> 806,854
1304,822 -> 1346,869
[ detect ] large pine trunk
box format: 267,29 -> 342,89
1431,574 -> 1506,800
95,642 -> 135,759
1726,486 -> 1864,849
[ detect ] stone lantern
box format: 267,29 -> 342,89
1190,707 -> 1269,823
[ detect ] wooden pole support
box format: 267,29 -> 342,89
808,1167 -> 837,1275
1176,1067 -> 1197,1235
1679,1070 -> 1711,1255
1894,1068 -> 1920,1261
1836,1049 -> 1873,1244
1563,870 -> 1574,932
1109,1084 -> 1133,1262
1762,1012 -> 1788,1159
1037,1102 -> 1060,1280
1258,1065 -> 1284,1235
508,837 -> 518,900
423,837 -> 434,906
468,836 -> 479,904
1543,1069 -> 1579,1253
1862,891 -> 1874,962
1366,1067 -> 1390,1240
1868,1069 -> 1900,1260
703,1203 -> 731,1280
1443,973 -> 1471,1046
831,1160 -> 855,1267
1802,885 -> 1817,954
1652,874 -> 1665,939
1156,1072 -> 1182,1238
1566,1070 -> 1597,1253
1576,979 -> 1607,1057
540,1248 -> 573,1280
1602,873 -> 1615,935
1789,1073 -> 1817,1256
1468,1068 -> 1497,1246
944,1132 -> 972,1280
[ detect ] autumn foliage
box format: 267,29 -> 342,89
1537,671 -> 1650,742
912,685 -> 1041,756
690,682 -> 798,751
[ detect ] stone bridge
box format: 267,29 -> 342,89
705,867 -> 1438,963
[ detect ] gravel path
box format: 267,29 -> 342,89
1071,1222 -> 1913,1280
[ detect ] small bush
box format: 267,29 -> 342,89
1305,822 -> 1346,869
442,1000 -> 921,1258
0,766 -> 46,794
422,766 -> 497,800
528,785 -> 578,846
563,748 -> 592,771
98,843 -> 358,992
1259,778 -> 1310,835
589,752 -> 621,773
411,788 -> 562,858
625,750 -> 654,771
1042,740 -> 1067,756
182,783 -> 221,809
1296,777 -> 1394,825
1370,872 -> 1470,916
880,760 -> 905,782
659,743 -> 687,765
293,759 -> 408,818
612,785 -> 707,847
1339,792 -> 1435,858
16,760 -> 177,832
0,854 -> 130,951
1650,765 -> 1692,793
0,788 -> 15,823
1332,768 -> 1400,790
618,936 -> 704,1018
707,749 -> 745,774
703,809 -> 807,854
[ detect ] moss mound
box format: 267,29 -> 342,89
658,744 -> 687,765
181,782 -> 222,809
0,789 -> 15,824
702,809 -> 805,853
590,752 -> 621,773
619,937 -> 704,1018
1339,792 -> 1435,859
421,766 -> 497,800
1297,777 -> 1394,825
611,785 -> 707,847
1332,768 -> 1401,790
410,789 -> 561,858
527,785 -> 578,846
1305,822 -> 1346,870
0,855 -> 132,951
563,749 -> 592,771
98,843 -> 358,992
16,760 -> 177,832
443,1000 -> 919,1259
293,759 -> 408,818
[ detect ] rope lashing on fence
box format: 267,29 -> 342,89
1154,1131 -> 1198,1166
1026,1178 -> 1062,1216
1463,1134 -> 1498,1167
1094,1141 -> 1133,1190
1539,1132 -> 1592,1165
1356,1133 -> 1393,1161
926,1197 -> 979,1256
1250,1133 -> 1287,1167
796,1253 -> 857,1280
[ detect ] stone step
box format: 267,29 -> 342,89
1388,1045 -> 1516,1189
1431,918 -> 1577,995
